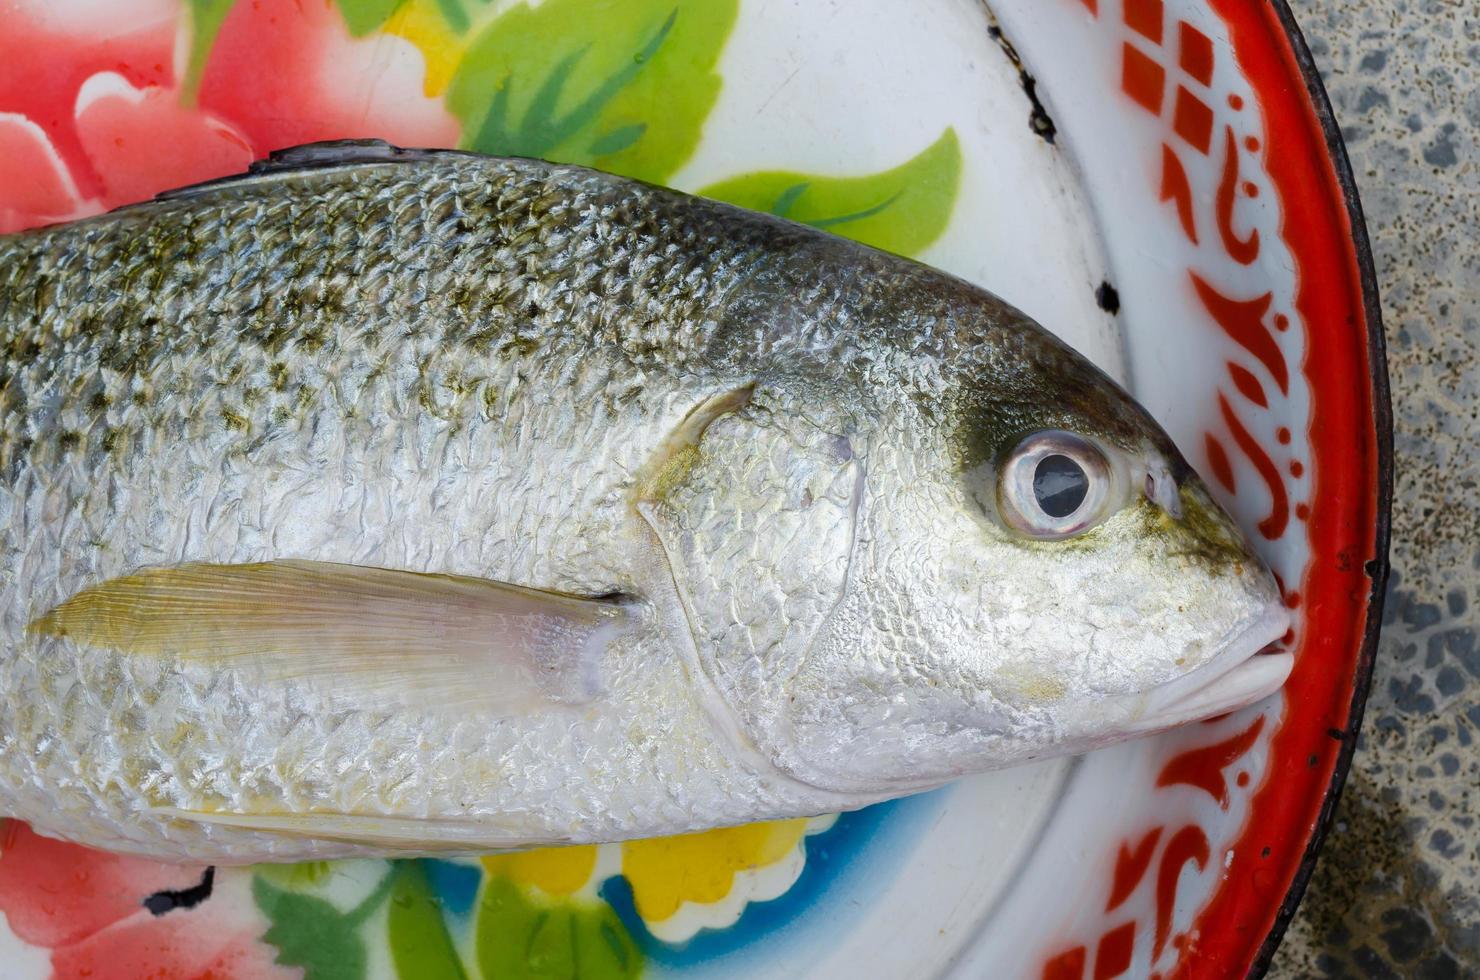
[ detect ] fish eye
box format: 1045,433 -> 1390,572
998,431 -> 1115,539
1034,454 -> 1088,517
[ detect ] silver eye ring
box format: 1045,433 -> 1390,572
998,431 -> 1116,539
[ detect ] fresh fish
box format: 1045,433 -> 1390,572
0,141 -> 1291,863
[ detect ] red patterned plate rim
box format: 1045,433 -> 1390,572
994,0 -> 1390,969
1195,0 -> 1391,974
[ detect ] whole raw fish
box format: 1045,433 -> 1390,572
0,142 -> 1291,862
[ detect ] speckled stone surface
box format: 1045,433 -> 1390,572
1268,2 -> 1479,977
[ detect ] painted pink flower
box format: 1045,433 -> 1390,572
75,73 -> 256,212
0,0 -> 458,233
0,0 -> 178,206
0,114 -> 89,233
198,0 -> 460,154
0,821 -> 296,979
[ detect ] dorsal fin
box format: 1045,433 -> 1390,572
247,139 -> 429,172
154,140 -> 465,202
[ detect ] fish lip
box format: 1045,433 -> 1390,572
1129,602 -> 1294,733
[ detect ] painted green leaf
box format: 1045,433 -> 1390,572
433,0 -> 473,35
253,875 -> 367,980
335,0 -> 408,36
389,863 -> 468,980
475,875 -> 642,980
446,0 -> 738,183
698,128 -> 964,257
182,0 -> 237,101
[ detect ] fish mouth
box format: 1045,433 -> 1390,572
1128,603 -> 1294,733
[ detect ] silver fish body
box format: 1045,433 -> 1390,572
0,144 -> 1289,862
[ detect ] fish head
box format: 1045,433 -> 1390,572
754,295 -> 1292,795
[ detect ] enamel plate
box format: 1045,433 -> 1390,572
0,0 -> 1389,976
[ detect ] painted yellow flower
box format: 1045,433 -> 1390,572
382,0 -> 471,97
480,843 -> 602,899
473,817 -> 834,941
621,819 -> 809,920
476,816 -> 834,942
622,817 -> 829,941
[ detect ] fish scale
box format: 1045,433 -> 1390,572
0,144 -> 1287,861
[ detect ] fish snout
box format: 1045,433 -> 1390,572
1127,602 -> 1294,733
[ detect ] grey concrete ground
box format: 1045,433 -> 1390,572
1268,1 -> 1478,977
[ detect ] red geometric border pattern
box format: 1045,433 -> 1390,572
1036,0 -> 1383,975
1173,1 -> 1384,971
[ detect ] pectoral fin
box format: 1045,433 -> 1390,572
30,560 -> 636,712
147,806 -> 559,851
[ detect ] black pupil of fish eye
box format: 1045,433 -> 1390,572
1032,453 -> 1089,519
